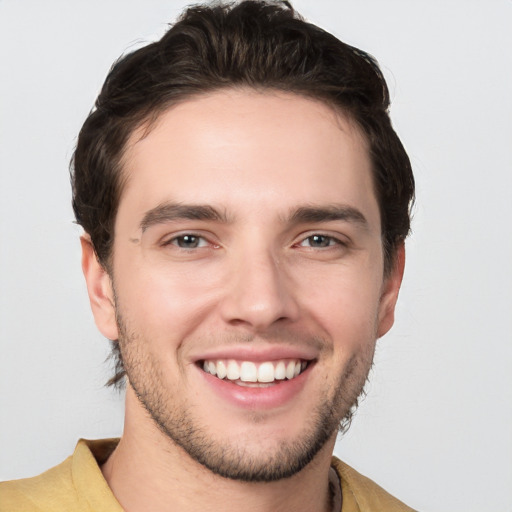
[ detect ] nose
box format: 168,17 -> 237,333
218,246 -> 300,331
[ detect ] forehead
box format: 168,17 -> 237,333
118,89 -> 379,229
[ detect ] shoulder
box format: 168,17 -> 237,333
0,439 -> 121,512
0,456 -> 78,512
331,456 -> 417,512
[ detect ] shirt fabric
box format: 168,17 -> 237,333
1,439 -> 416,511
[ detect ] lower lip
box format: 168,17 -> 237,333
198,363 -> 314,410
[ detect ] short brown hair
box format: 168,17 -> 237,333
72,0 -> 414,270
71,0 -> 415,386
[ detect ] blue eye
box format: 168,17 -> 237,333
301,235 -> 339,248
171,235 -> 207,249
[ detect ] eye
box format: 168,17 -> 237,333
168,234 -> 209,249
299,234 -> 342,248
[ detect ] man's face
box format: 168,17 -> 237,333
86,89 -> 403,481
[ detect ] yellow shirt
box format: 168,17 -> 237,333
0,439 -> 416,511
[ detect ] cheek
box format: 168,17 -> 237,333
313,290 -> 379,336
299,266 -> 382,345
114,258 -> 223,337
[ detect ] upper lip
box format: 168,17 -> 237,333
192,345 -> 319,363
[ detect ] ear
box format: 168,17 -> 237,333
80,235 -> 119,341
377,243 -> 405,338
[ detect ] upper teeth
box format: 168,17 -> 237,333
202,359 -> 307,383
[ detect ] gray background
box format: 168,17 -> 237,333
1,1 -> 511,511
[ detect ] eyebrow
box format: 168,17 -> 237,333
140,202 -> 229,232
288,204 -> 369,228
139,201 -> 369,232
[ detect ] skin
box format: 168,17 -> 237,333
82,89 -> 405,512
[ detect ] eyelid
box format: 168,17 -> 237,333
299,237 -> 344,249
172,235 -> 208,248
160,230 -> 219,249
293,230 -> 350,248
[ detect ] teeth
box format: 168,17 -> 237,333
227,360 -> 240,380
202,358 -> 309,384
285,361 -> 296,380
274,361 -> 286,380
257,362 -> 274,383
216,360 -> 227,379
240,361 -> 257,382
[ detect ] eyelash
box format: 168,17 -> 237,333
162,232 -> 346,251
162,234 -> 212,249
296,234 -> 345,249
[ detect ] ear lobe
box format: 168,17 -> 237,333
80,235 -> 119,341
377,243 -> 405,338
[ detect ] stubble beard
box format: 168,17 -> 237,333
116,313 -> 375,483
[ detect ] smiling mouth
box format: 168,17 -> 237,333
200,359 -> 310,387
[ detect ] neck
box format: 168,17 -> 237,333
101,388 -> 337,512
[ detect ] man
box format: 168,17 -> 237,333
1,1 -> 416,510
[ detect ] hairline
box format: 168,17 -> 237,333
102,85 -> 390,273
